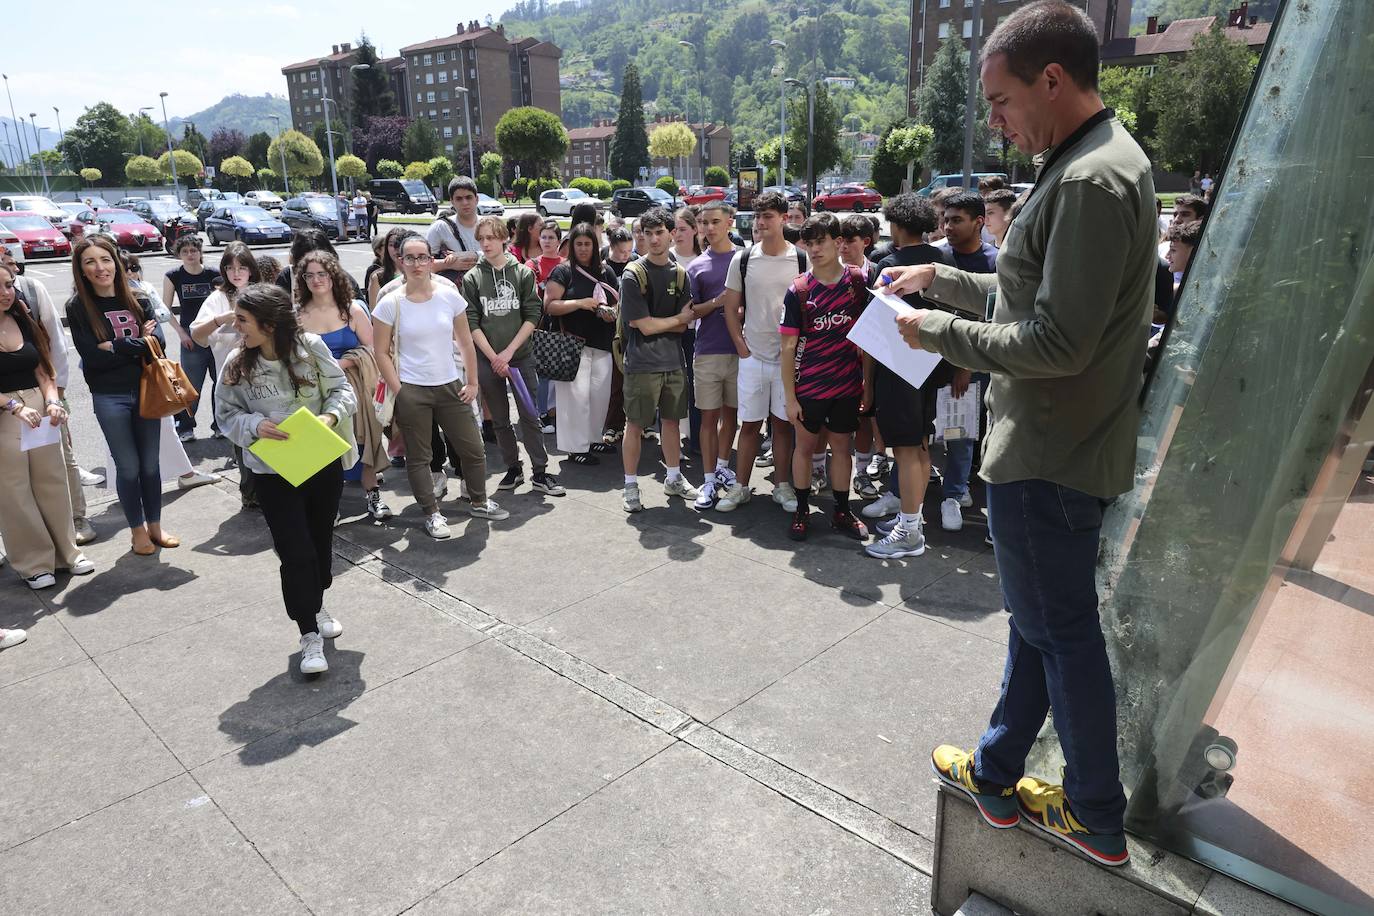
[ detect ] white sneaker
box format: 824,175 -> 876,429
468,500 -> 510,521
940,497 -> 964,532
810,465 -> 830,495
958,491 -> 974,509
424,512 -> 451,539
73,517 -> 97,545
865,521 -> 928,559
69,556 -> 96,576
867,454 -> 890,478
0,628 -> 27,650
862,491 -> 901,519
693,476 -> 717,510
299,632 -> 328,674
664,476 -> 701,501
772,481 -> 798,513
715,482 -> 752,511
432,470 -> 447,500
77,467 -> 105,487
622,482 -> 643,513
316,610 -> 343,639
26,572 -> 56,590
178,470 -> 220,489
365,488 -> 393,520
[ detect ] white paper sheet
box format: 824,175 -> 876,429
935,382 -> 982,441
19,419 -> 62,452
846,289 -> 943,390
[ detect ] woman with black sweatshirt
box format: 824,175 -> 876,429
65,236 -> 179,556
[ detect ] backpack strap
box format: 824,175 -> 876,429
738,245 -> 753,313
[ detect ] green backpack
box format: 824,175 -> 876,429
613,256 -> 689,371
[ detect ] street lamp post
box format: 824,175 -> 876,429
28,114 -> 50,196
269,114 -> 290,196
769,40 -> 787,184
454,85 -> 476,183
317,60 -> 352,238
1,122 -> 14,169
158,92 -> 180,203
137,106 -> 153,158
678,40 -> 707,186
2,74 -> 26,165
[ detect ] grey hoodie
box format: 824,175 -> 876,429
215,332 -> 358,476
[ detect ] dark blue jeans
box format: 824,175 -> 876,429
175,340 -> 216,434
92,390 -> 162,528
975,478 -> 1126,835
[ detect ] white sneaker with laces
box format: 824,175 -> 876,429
25,572 -> 56,590
664,476 -> 700,501
867,454 -> 890,478
862,491 -> 901,519
865,520 -> 927,559
693,476 -> 717,510
316,611 -> 343,639
73,517 -> 97,545
77,467 -> 105,487
178,470 -> 220,489
772,482 -> 798,513
299,632 -> 328,674
468,500 -> 510,521
69,556 -> 96,576
432,470 -> 447,499
940,497 -> 964,532
425,512 -> 451,539
715,482 -> 752,511
0,628 -> 27,650
366,489 -> 393,520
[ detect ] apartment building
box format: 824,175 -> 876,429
563,116 -> 732,184
282,42 -> 364,136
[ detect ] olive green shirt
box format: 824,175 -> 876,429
917,116 -> 1155,499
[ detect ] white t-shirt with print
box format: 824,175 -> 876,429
373,284 -> 466,386
724,242 -> 806,363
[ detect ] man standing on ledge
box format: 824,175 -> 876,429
880,0 -> 1155,867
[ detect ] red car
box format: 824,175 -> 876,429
0,214 -> 72,258
683,186 -> 727,206
95,209 -> 163,252
814,184 -> 883,213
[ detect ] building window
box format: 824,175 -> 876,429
311,71 -> 318,81
315,103 -> 322,114
938,21 -> 950,37
438,71 -> 447,83
423,54 -> 432,66
429,109 -> 437,118
445,143 -> 454,153
442,108 -> 451,119
573,155 -> 581,165
939,0 -> 950,6
416,92 -> 422,102
963,19 -> 973,37
440,90 -> 449,101
437,52 -> 446,63
427,91 -> 436,103
469,67 -> 477,79
425,73 -> 434,85
411,56 -> 418,66
443,127 -> 453,139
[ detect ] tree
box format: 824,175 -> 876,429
1150,20 -> 1256,173
731,141 -> 758,174
1100,66 -> 1154,148
267,130 -> 325,180
127,112 -> 167,161
125,155 -> 161,187
494,106 -> 568,179
336,154 -> 368,189
255,167 -> 280,190
80,167 -> 102,184
649,122 -> 696,180
220,155 -> 254,191
480,152 -> 503,196
376,159 -> 404,179
705,165 -> 729,186
351,33 -> 397,129
158,149 -> 204,182
355,115 -> 408,170
402,118 -> 442,164
58,103 -> 132,187
178,123 -> 210,165
884,124 -> 935,191
786,81 -> 846,178
426,156 -> 454,191
208,128 -> 247,167
916,38 -> 990,174
403,161 -> 433,182
870,121 -> 907,197
757,135 -> 802,181
245,132 -> 272,169
655,175 -> 680,197
609,62 -> 651,181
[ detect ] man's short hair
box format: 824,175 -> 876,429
945,191 -> 987,220
883,193 -> 938,236
799,212 -> 841,241
978,176 -> 1008,194
1166,219 -> 1203,247
475,215 -> 509,240
700,199 -> 736,219
839,213 -> 873,241
1173,193 -> 1210,221
639,207 -> 674,233
931,186 -> 964,209
753,190 -> 789,215
982,0 -> 1100,91
984,189 -> 1018,213
174,234 -> 203,255
447,176 -> 478,199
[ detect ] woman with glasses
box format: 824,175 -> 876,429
294,250 -> 391,521
373,236 -> 509,539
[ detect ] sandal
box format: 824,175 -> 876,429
567,452 -> 600,466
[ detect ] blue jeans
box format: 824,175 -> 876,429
175,340 -> 216,433
975,479 -> 1126,835
92,390 -> 162,528
537,375 -> 555,416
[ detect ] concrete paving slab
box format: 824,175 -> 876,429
192,639 -> 671,915
532,547 -> 888,723
412,742 -> 930,915
0,660 -> 183,850
98,569 -> 486,768
897,550 -> 1009,644
0,585 -> 86,690
571,469 -> 768,546
0,775 -> 306,915
714,608 -> 1006,839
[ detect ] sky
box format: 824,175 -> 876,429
5,0 -> 513,147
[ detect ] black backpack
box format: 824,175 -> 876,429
738,243 -> 808,315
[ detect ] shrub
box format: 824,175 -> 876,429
589,179 -> 613,199
655,175 -> 679,197
376,159 -> 404,179
568,176 -> 596,195
511,176 -> 531,200
704,165 -> 729,187
531,177 -> 561,200
610,179 -> 631,191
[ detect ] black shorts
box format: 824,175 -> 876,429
797,395 -> 861,435
873,362 -> 940,447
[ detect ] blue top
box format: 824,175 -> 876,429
319,323 -> 362,360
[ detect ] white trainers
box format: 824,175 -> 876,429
365,488 -> 393,520
940,497 -> 964,532
715,482 -> 752,511
299,632 -> 328,674
431,470 -> 448,500
664,476 -> 701,501
0,628 -> 27,650
862,491 -> 901,519
867,454 -> 890,479
772,481 -> 799,513
69,556 -> 96,576
865,520 -> 928,559
622,482 -> 643,513
77,467 -> 105,487
958,491 -> 974,509
693,476 -> 717,510
73,517 -> 97,545
316,610 -> 343,639
178,470 -> 220,489
25,572 -> 56,590
468,500 -> 510,521
424,512 -> 451,539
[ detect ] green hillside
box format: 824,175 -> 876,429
500,0 -> 909,146
169,93 -> 292,139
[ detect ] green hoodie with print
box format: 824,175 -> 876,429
461,255 -> 543,361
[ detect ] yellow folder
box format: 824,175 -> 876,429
249,407 -> 351,487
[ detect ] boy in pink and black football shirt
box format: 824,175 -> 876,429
779,212 -> 871,542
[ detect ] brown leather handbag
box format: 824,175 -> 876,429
138,336 -> 199,419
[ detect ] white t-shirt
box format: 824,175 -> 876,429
192,289 -> 244,373
724,242 -> 806,363
372,284 -> 466,386
425,213 -> 478,259
352,195 -> 367,217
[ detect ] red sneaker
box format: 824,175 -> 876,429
832,509 -> 869,540
789,509 -> 810,541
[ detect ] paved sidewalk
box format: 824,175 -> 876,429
0,439 -> 1007,914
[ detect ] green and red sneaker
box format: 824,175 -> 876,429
930,745 -> 1019,829
1015,776 -> 1130,867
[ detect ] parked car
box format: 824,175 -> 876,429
244,190 -> 284,210
365,178 -> 437,214
57,202 -> 100,238
813,184 -> 883,213
537,187 -> 606,217
113,197 -> 147,210
916,172 -> 1009,197
683,186 -> 727,206
204,206 -> 293,246
759,185 -> 805,205
194,199 -> 222,232
78,195 -> 112,209
608,186 -> 681,218
0,195 -> 67,233
279,197 -> 356,240
477,193 -> 505,216
0,224 -> 25,269
93,209 -> 163,252
0,214 -> 72,258
186,187 -> 224,208
130,198 -> 196,232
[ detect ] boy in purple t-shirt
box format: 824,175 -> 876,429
780,212 -> 871,542
684,201 -> 742,510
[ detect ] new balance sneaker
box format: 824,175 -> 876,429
862,491 -> 901,519
468,500 -> 510,521
424,512 -> 451,539
498,465 -> 525,491
0,628 -> 27,650
865,521 -> 926,559
664,476 -> 700,502
810,465 -> 830,495
532,472 -> 566,496
940,497 -> 965,532
622,482 -> 643,513
73,517 -> 97,545
772,482 -> 799,513
788,508 -> 809,541
715,482 -> 752,511
1015,776 -> 1130,867
853,472 -> 879,499
831,509 -> 869,541
693,476 -> 717,511
315,610 -> 343,639
930,746 -> 1020,829
366,488 -> 393,520
299,632 -> 328,674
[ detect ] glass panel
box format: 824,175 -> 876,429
1053,1 -> 1374,911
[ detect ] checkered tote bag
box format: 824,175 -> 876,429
532,315 -> 584,382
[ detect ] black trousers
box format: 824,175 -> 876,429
254,461 -> 344,636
